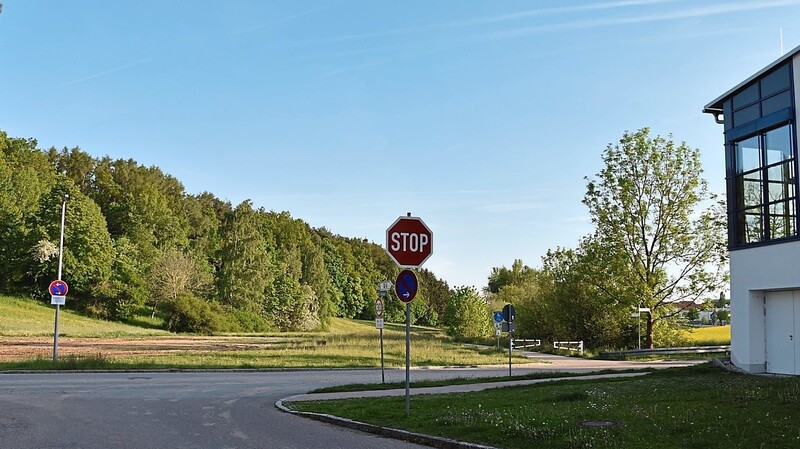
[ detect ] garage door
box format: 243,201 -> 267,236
765,290 -> 800,375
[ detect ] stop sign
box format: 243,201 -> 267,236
386,216 -> 433,267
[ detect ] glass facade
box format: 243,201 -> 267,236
732,125 -> 796,244
724,61 -> 797,247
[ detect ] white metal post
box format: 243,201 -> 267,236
53,194 -> 68,362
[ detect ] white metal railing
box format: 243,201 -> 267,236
553,340 -> 584,355
511,339 -> 541,351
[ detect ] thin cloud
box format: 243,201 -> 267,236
488,0 -> 800,40
60,58 -> 152,87
233,4 -> 334,36
289,0 -> 679,47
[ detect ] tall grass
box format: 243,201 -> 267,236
682,325 -> 730,345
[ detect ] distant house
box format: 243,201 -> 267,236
704,44 -> 800,375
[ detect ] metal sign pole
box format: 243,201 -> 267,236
405,302 -> 411,417
638,314 -> 641,350
53,195 -> 67,363
380,327 -> 385,384
508,330 -> 512,378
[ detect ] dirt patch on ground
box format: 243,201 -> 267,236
0,336 -> 321,361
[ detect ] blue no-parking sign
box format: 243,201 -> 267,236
394,270 -> 418,303
494,311 -> 504,323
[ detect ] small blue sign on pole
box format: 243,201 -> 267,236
493,311 -> 504,323
394,270 -> 418,303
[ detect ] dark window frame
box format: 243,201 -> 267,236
724,61 -> 797,249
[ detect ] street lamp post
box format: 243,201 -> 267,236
53,194 -> 68,362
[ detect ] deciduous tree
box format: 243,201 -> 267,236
583,128 -> 727,348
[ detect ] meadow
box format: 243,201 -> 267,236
0,295 -> 529,370
682,325 -> 731,345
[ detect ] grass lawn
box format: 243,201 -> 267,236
0,295 -> 169,337
290,363 -> 800,449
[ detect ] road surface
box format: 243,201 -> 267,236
0,355 -> 700,448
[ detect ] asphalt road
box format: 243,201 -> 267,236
0,355 -> 701,449
0,367 -> 533,449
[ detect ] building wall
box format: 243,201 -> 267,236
731,240 -> 800,373
796,55 -> 800,111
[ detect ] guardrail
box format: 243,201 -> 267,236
511,339 -> 541,351
600,345 -> 731,359
553,340 -> 584,355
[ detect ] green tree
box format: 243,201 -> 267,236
92,236 -> 150,320
0,132 -> 56,291
539,241 -> 635,348
417,268 -> 449,325
28,177 -> 113,315
444,286 -> 492,339
583,128 -> 728,348
486,259 -> 538,294
216,200 -> 273,321
149,249 -> 211,318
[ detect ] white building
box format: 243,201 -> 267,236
704,45 -> 800,375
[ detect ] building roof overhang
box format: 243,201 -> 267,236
703,43 -> 800,115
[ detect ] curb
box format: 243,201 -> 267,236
275,399 -> 498,449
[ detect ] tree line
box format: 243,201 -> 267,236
0,129 -> 450,333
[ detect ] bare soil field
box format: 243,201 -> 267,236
0,336 -> 318,361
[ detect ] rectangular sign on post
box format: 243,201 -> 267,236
51,295 -> 66,305
376,318 -> 384,329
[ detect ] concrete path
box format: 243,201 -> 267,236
281,371 -> 651,403
282,349 -> 703,403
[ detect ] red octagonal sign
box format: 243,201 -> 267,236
386,216 -> 433,267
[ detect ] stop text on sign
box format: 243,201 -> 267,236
389,232 -> 429,253
385,216 -> 433,267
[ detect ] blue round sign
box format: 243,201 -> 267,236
394,269 -> 418,303
494,311 -> 504,323
49,280 -> 69,296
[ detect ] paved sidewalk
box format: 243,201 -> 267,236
281,349 -> 703,403
281,371 -> 650,403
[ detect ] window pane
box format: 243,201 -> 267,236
733,103 -> 760,126
762,91 -> 792,116
735,172 -> 762,208
765,125 -> 793,164
733,83 -> 759,108
738,209 -> 763,244
769,201 -> 796,239
736,136 -> 761,173
767,161 -> 795,202
761,64 -> 791,97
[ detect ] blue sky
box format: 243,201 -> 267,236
2,1 -> 799,289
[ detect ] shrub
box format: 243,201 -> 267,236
160,292 -> 233,334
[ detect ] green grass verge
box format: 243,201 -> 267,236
0,295 -> 168,337
290,363 -> 800,449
